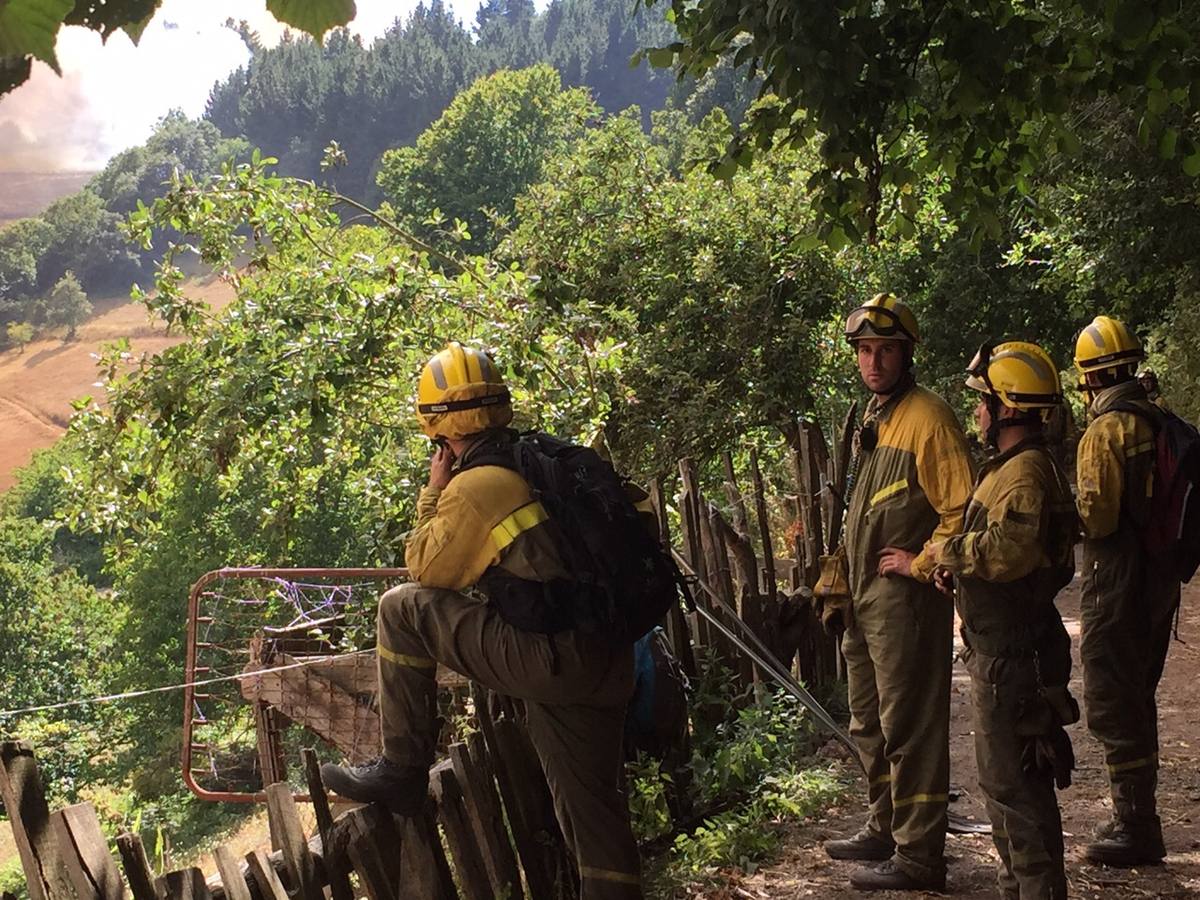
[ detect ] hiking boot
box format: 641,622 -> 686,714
1085,820 -> 1166,867
824,827 -> 896,861
320,758 -> 429,815
849,859 -> 946,893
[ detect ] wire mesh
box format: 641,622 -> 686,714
182,568 -> 408,802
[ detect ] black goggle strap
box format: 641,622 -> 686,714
418,389 -> 511,415
846,304 -> 914,341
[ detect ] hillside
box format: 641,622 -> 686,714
0,276 -> 235,490
0,170 -> 95,227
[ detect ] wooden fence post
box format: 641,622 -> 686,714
264,784 -> 322,900
649,476 -> 696,678
0,742 -> 73,900
49,803 -> 124,900
449,738 -> 520,899
299,750 -> 354,900
116,833 -> 161,900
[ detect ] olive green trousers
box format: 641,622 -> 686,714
1080,532 -> 1180,832
965,649 -> 1067,900
842,581 -> 952,883
377,582 -> 641,899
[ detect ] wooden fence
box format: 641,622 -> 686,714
0,425 -> 852,900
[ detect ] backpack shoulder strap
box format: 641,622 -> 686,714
1107,400 -> 1164,433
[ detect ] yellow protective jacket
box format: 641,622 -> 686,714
845,384 -> 973,600
404,465 -> 567,591
937,438 -> 1077,664
1076,381 -> 1159,542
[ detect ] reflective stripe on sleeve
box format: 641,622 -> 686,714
490,500 -> 550,551
1125,440 -> 1154,458
870,478 -> 909,506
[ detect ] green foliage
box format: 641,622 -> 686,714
3,320 -> 34,352
643,0 -> 1200,249
378,65 -> 599,253
44,271 -> 91,340
505,108 -> 856,472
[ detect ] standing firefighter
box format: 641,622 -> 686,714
825,293 -> 973,892
934,342 -> 1079,899
1074,316 -> 1180,866
323,342 -> 654,898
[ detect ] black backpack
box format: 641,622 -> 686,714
459,430 -> 687,640
1112,403 -> 1200,582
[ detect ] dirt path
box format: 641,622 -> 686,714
726,579 -> 1200,898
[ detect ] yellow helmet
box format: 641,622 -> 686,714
965,341 -> 1062,410
844,292 -> 920,344
415,342 -> 512,440
1073,315 -> 1143,376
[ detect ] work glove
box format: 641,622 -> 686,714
1020,726 -> 1075,790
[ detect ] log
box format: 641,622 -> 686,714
431,766 -> 491,900
0,741 -> 74,900
264,784 -> 322,900
300,750 -> 354,900
49,803 -> 124,900
449,738 -> 520,898
116,833 -> 161,900
211,847 -> 250,900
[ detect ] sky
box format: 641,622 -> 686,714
0,0 -> 487,173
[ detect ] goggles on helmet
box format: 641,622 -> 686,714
845,305 -> 916,342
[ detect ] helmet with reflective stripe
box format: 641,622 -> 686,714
966,341 -> 1062,410
416,342 -> 512,440
844,292 -> 920,344
1073,315 -> 1143,375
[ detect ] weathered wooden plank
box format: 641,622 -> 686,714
116,833 -> 160,900
748,446 -> 778,602
472,686 -> 558,900
159,869 -> 208,900
244,850 -> 288,900
49,803 -> 124,900
449,739 -> 519,899
677,458 -> 710,648
300,749 -> 354,900
264,784 -> 321,900
431,765 -> 492,900
398,805 -> 457,900
211,847 -> 251,900
0,741 -> 74,900
649,477 -> 696,678
344,809 -> 397,900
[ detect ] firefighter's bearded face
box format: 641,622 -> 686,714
856,338 -> 907,396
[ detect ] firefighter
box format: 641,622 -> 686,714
322,343 -> 642,898
825,293 -> 974,892
1137,368 -> 1170,412
933,341 -> 1079,899
1074,316 -> 1180,866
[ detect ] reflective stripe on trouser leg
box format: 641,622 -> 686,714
842,623 -> 894,840
968,651 -> 1067,900
856,582 -> 952,882
525,697 -> 643,899
377,584 -> 440,767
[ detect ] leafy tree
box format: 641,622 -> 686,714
5,320 -> 34,353
45,271 -> 91,340
0,216 -> 51,322
643,0 -> 1200,248
377,65 -> 599,253
39,191 -> 139,295
504,109 -> 854,470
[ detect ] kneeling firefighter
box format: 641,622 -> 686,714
323,342 -> 677,899
933,341 -> 1079,900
